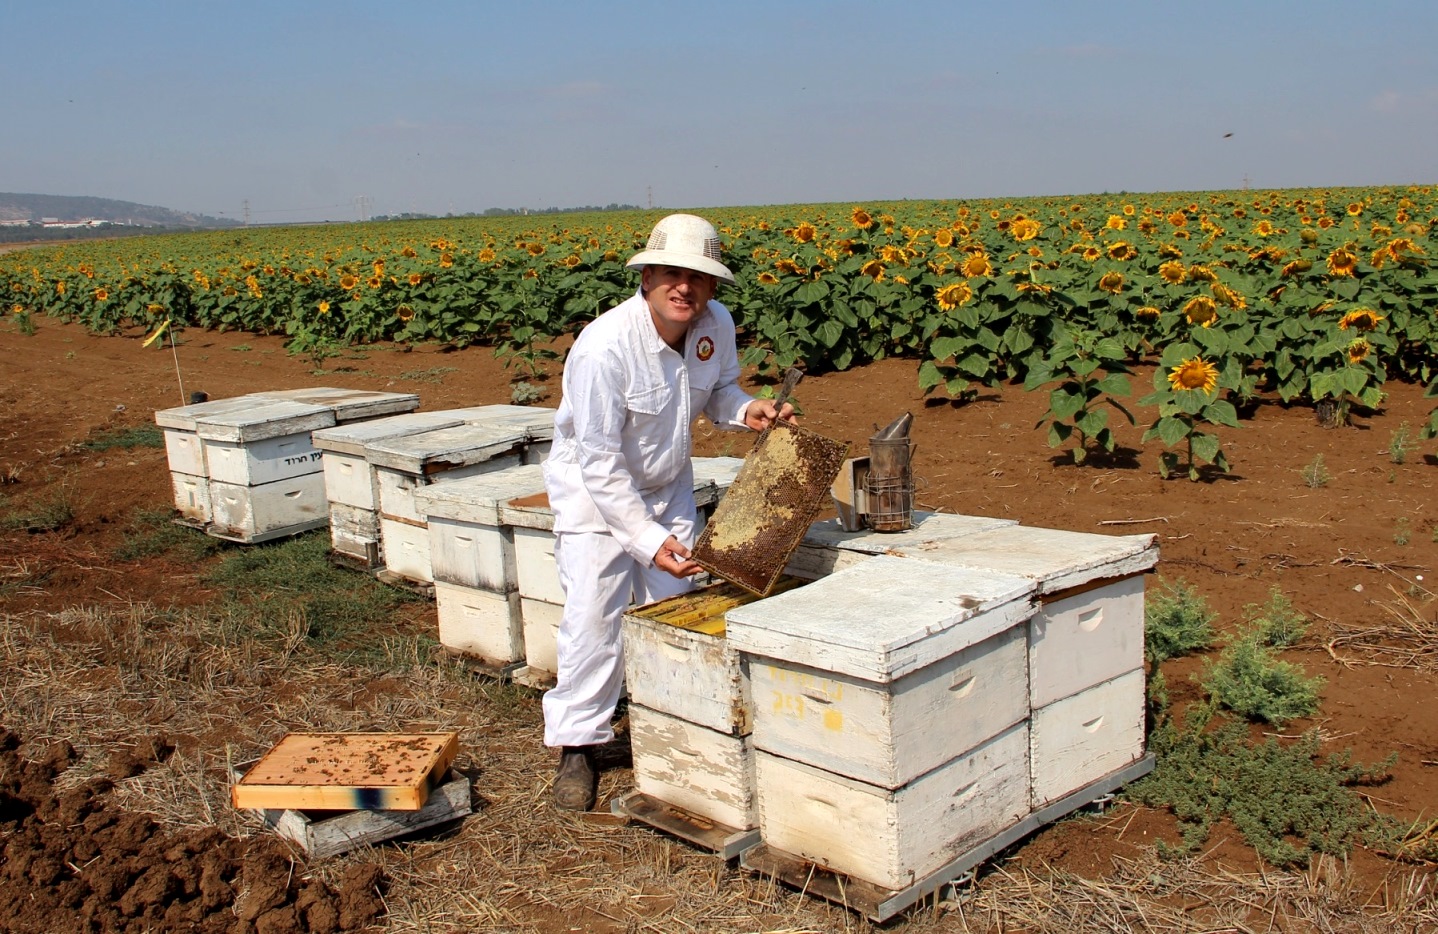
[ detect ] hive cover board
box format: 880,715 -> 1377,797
691,421 -> 848,596
231,732 -> 459,811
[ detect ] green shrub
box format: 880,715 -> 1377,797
1130,703 -> 1398,867
1144,577 -> 1216,664
1245,587 -> 1309,648
1198,636 -> 1324,726
84,425 -> 163,451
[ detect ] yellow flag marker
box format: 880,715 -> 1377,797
142,318 -> 171,348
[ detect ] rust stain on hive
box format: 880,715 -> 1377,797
692,421 -> 848,596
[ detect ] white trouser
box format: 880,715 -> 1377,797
542,513 -> 697,748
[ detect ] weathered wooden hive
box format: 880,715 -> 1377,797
726,555 -> 1038,892
155,389 -> 420,543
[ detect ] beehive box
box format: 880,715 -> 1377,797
516,596 -> 562,687
209,473 -> 330,542
414,464 -> 546,592
365,424 -> 529,584
313,411 -> 471,511
727,556 -> 1035,788
1030,668 -> 1146,807
783,511 -> 1018,580
890,525 -> 1154,705
754,722 -> 1031,891
155,394 -> 264,477
624,579 -> 802,736
250,387 -> 420,423
630,705 -> 757,831
433,581 -> 524,667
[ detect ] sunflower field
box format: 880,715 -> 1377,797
4,186 -> 1436,473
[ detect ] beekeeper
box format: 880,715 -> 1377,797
541,213 -> 792,811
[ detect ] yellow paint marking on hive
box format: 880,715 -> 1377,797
823,709 -> 845,731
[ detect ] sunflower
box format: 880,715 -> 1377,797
1098,272 -> 1125,294
400,246 -> 418,258
1345,202 -> 1363,216
1187,264 -> 1217,283
397,304 -> 415,322
879,244 -> 908,264
1337,308 -> 1383,331
1326,248 -> 1358,277
1168,356 -> 1219,393
792,221 -> 818,243
317,300 -> 330,315
1122,203 -> 1135,216
757,271 -> 779,286
960,251 -> 995,275
1346,337 -> 1372,364
372,260 -> 385,275
1011,218 -> 1041,241
408,273 -> 424,286
1183,296 -> 1218,327
1167,211 -> 1188,227
1159,261 -> 1187,284
602,250 -> 619,263
851,207 -> 874,230
339,273 -> 359,290
935,282 -> 973,310
93,287 -> 108,301
1254,220 -> 1276,237
1211,281 -> 1246,310
859,259 -> 885,281
1105,215 -> 1126,230
1107,241 -> 1137,261
932,227 -> 955,248
1138,217 -> 1159,234
367,275 -> 383,289
1317,216 -> 1335,229
523,268 -> 537,279
146,303 -> 164,314
439,253 -> 454,268
1135,305 -> 1161,322
774,259 -> 802,276
1281,259 -> 1312,277
1158,243 -> 1184,259
1081,246 -> 1101,262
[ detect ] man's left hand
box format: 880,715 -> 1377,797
743,398 -> 796,432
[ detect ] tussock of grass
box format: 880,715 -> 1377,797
0,489 -> 75,532
83,424 -> 163,451
1199,636 -> 1324,725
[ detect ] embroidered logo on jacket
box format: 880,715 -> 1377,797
696,336 -> 715,361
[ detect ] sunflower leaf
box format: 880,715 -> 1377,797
1190,432 -> 1221,465
1177,389 -> 1210,416
1050,388 -> 1085,420
917,359 -> 943,393
1203,399 -> 1241,428
1157,416 -> 1191,447
1077,408 -> 1109,437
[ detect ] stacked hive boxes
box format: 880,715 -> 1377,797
361,409 -> 554,587
155,389 -> 420,543
886,525 -> 1155,808
311,405 -> 553,569
412,457 -> 744,685
726,556 -> 1037,891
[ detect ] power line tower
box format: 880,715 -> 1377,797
647,186 -> 653,209
354,195 -> 372,222
242,199 -> 250,227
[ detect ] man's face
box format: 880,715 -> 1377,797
642,264 -> 716,341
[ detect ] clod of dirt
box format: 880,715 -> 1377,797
0,725 -> 385,933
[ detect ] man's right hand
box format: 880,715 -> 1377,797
654,535 -> 702,578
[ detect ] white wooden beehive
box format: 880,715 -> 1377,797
433,580 -> 524,666
328,503 -> 381,566
755,722 -> 1031,892
194,399 -> 335,487
746,623 -> 1028,789
1030,668 -> 1146,808
517,597 -> 562,685
156,394 -> 271,477
208,473 -> 330,543
412,464 -> 546,592
889,525 -> 1156,708
170,472 -> 210,525
630,705 -> 757,831
312,411 -> 469,511
623,579 -> 801,736
784,511 -> 1018,580
249,387 -> 420,423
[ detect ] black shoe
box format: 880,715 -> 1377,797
553,746 -> 597,811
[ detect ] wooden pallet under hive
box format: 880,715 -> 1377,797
231,732 -> 459,811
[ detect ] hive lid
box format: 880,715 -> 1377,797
724,554 -> 1036,682
690,455 -> 745,490
893,525 -> 1158,594
363,424 -> 527,472
311,411 -> 469,455
192,399 -> 336,443
447,404 -> 557,442
231,731 -> 459,812
412,463 -> 546,524
252,388 -> 420,422
154,393 -> 271,431
801,511 -> 1018,554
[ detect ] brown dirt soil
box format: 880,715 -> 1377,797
1,314 -> 1436,931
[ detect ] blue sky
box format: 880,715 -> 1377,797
4,1 -> 1435,223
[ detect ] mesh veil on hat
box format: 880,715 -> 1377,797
626,213 -> 734,283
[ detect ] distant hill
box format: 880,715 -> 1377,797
0,193 -> 239,230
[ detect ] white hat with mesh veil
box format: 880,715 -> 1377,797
626,213 -> 734,283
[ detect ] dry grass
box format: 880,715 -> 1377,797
3,598 -> 1437,933
1326,587 -> 1438,672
